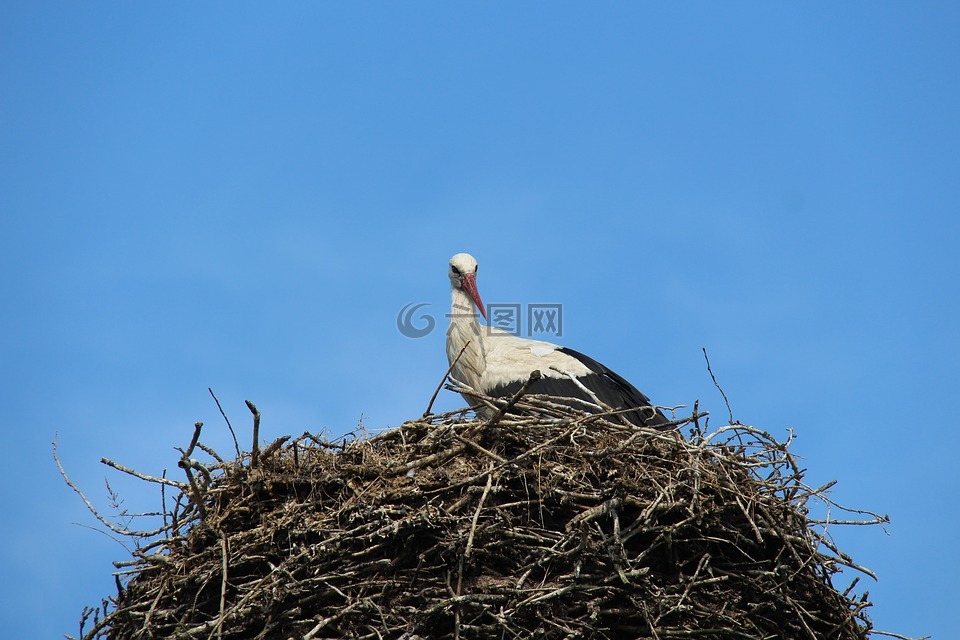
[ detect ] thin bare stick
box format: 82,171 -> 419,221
484,369 -> 542,428
160,469 -> 168,534
869,632 -> 931,640
302,601 -> 362,640
464,463 -> 495,559
183,421 -> 203,458
177,423 -> 207,520
549,365 -> 635,427
209,387 -> 241,459
53,435 -> 131,537
454,435 -> 507,464
388,444 -> 468,477
217,532 -> 229,640
99,458 -> 187,490
424,341 -> 471,417
547,366 -> 604,411
261,435 -> 291,460
245,400 -> 261,468
702,347 -> 735,424
71,522 -> 131,551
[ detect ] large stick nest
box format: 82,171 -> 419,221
67,386 -> 887,640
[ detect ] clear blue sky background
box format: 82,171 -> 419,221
2,3 -> 957,638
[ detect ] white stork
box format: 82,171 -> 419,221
445,253 -> 669,428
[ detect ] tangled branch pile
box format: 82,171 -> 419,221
67,386 -> 888,640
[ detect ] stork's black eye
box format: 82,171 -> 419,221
451,265 -> 462,276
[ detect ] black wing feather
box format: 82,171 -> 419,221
488,346 -> 670,428
557,347 -> 670,428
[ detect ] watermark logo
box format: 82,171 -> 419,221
488,303 -> 521,336
397,302 -> 436,338
529,303 -> 562,335
396,303 -> 563,339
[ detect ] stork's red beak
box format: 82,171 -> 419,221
461,274 -> 486,319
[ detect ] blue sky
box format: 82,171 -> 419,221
2,3 -> 958,638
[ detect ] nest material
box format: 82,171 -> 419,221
69,387 -> 885,640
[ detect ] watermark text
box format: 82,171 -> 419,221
396,303 -> 563,339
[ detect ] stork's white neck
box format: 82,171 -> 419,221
450,286 -> 480,323
446,285 -> 486,391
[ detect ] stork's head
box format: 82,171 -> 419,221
448,253 -> 486,319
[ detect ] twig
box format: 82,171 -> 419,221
869,632 -> 931,640
548,366 -> 604,411
261,435 -> 291,460
424,341 -> 471,417
702,347 -> 735,424
454,435 -> 507,464
246,400 -> 261,468
216,532 -> 229,640
99,457 -> 187,490
161,469 -> 168,533
388,444 -> 468,477
484,369 -> 542,428
209,387 -> 241,459
566,497 -> 623,532
71,522 -> 131,551
177,422 -> 207,520
302,601 -> 362,640
53,435 -> 133,537
183,421 -> 203,458
464,463 -> 495,559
